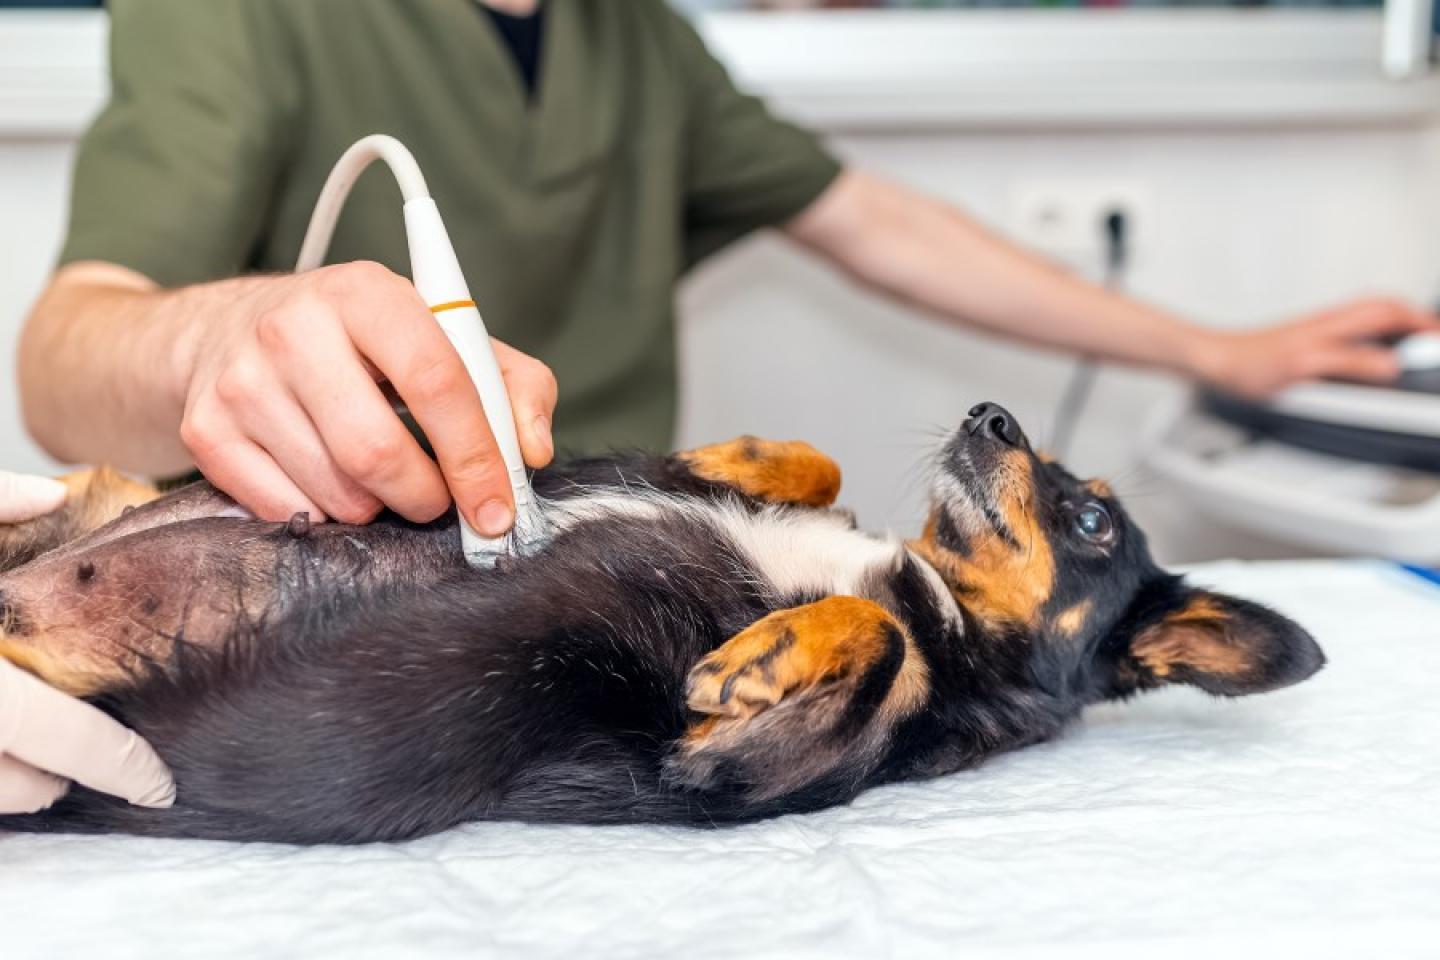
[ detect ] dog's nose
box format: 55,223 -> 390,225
967,402 -> 1023,447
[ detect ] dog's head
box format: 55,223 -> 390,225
911,402 -> 1324,703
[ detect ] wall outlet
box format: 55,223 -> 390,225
1008,181 -> 1149,275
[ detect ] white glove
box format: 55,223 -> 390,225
0,471 -> 67,524
0,470 -> 175,814
0,659 -> 176,813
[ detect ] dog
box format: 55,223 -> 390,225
0,403 -> 1323,844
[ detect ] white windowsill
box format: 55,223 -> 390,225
1,8 -> 1438,137
0,10 -> 107,137
698,9 -> 1440,129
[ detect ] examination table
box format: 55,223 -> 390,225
4,559 -> 1437,959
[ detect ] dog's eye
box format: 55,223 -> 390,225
1074,503 -> 1114,544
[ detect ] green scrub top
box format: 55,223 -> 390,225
61,0 -> 841,455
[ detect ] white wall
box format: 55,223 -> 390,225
0,138 -> 72,476
4,10 -> 1440,563
0,10 -> 104,476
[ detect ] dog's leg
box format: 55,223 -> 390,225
1,468 -> 167,696
676,437 -> 842,508
668,596 -> 929,801
0,468 -> 162,573
0,634 -> 107,699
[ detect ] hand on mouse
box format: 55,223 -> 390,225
0,471 -> 175,815
1192,297 -> 1440,399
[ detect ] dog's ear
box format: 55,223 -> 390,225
1126,590 -> 1324,696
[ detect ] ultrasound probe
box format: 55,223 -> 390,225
295,135 -> 548,567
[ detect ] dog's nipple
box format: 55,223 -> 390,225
286,512 -> 313,539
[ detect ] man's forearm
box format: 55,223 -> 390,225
786,170 -> 1221,380
20,263 -> 236,473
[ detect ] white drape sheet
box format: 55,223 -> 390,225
5,560 -> 1437,959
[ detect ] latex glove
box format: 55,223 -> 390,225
0,471 -> 67,524
0,658 -> 176,814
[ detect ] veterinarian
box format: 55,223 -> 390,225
7,0 -> 1436,809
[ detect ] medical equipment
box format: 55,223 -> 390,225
1145,358 -> 1440,562
296,135 -> 548,567
1049,208 -> 1128,459
1395,331 -> 1440,371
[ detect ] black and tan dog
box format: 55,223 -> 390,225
0,403 -> 1322,843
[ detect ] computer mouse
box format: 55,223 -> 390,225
1395,333 -> 1440,371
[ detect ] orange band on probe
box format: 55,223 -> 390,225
430,299 -> 476,315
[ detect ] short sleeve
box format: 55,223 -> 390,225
663,11 -> 843,267
59,0 -> 298,288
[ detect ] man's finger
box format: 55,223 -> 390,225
1302,345 -> 1402,385
494,340 -> 558,468
0,753 -> 69,814
339,283 -> 514,536
188,417 -> 329,524
0,659 -> 175,808
228,359 -> 390,524
237,392 -> 385,525
1321,300 -> 1437,341
0,473 -> 67,524
275,321 -> 450,524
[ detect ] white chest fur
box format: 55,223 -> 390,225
544,490 -> 936,607
707,502 -> 903,602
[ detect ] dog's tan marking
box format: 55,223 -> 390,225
0,468 -> 162,573
1053,600 -> 1093,639
0,599 -> 160,699
60,467 -> 163,531
910,452 -> 1056,629
0,467 -> 166,697
1132,596 -> 1251,679
0,639 -> 108,698
679,437 -> 842,508
685,596 -> 928,727
1086,479 -> 1114,499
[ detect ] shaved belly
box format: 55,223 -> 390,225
0,483 -> 462,696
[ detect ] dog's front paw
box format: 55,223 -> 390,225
677,437 -> 842,508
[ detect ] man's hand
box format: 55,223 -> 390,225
0,472 -> 174,815
1188,298 -> 1439,399
175,261 -> 557,531
23,261 -> 558,533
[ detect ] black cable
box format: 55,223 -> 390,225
1050,208 -> 1127,459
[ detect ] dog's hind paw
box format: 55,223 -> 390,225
677,437 -> 841,508
685,597 -> 914,721
670,598 -> 928,802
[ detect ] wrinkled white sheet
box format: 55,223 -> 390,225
4,560 -> 1438,959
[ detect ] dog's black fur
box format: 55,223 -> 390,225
0,406 -> 1324,843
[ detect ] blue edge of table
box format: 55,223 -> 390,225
1399,564 -> 1440,590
